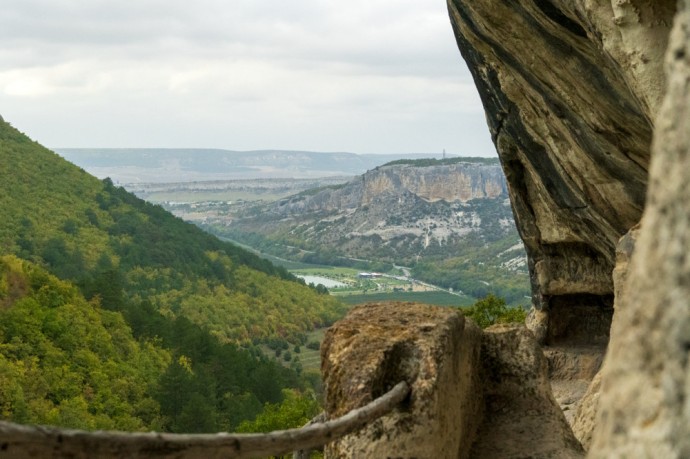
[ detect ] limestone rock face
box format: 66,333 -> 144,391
545,346 -> 604,418
571,371 -> 602,451
562,225 -> 639,451
225,159 -> 526,274
269,161 -> 508,215
590,2 -> 690,456
611,225 -> 640,301
470,325 -> 584,459
321,302 -> 483,459
360,163 -> 507,205
447,0 -> 675,344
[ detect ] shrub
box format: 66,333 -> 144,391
460,294 -> 527,329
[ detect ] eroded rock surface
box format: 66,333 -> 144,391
222,160 -> 526,274
544,345 -> 604,433
322,304 -> 584,458
470,325 -> 584,459
561,225 -> 639,451
590,2 -> 690,456
447,0 -> 675,344
571,371 -> 602,451
321,302 -> 483,459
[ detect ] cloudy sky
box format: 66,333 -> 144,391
0,0 -> 495,155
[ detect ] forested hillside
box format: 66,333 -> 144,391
0,255 -> 304,432
0,255 -> 169,431
0,119 -> 345,344
0,119 -> 346,431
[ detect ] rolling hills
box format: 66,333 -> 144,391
55,148 -> 453,183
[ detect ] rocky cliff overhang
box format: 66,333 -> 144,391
447,0 -> 676,344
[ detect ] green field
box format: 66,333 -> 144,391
336,291 -> 475,307
291,266 -> 361,276
298,328 -> 327,373
146,190 -> 289,203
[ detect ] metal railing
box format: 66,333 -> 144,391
0,381 -> 410,459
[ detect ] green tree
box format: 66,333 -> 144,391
0,255 -> 170,431
0,118 -> 346,433
218,392 -> 262,431
236,389 -> 320,433
175,393 -> 218,433
156,358 -> 194,429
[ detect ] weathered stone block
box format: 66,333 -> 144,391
321,302 -> 483,459
470,325 -> 584,459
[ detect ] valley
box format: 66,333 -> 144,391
0,120 -> 347,434
148,157 -> 531,307
0,124 -> 528,436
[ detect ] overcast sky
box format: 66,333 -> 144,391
0,0 -> 495,155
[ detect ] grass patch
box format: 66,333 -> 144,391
297,328 -> 327,373
291,266 -> 361,276
146,190 -> 289,203
337,291 -> 475,307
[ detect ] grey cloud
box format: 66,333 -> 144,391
1,0 -> 463,77
0,0 -> 494,155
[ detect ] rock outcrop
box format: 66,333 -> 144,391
469,325 -> 584,459
359,162 -> 507,205
321,302 -> 484,458
447,0 -> 690,456
262,161 -> 515,257
589,2 -> 690,455
563,224 -> 640,449
222,159 -> 527,279
571,371 -> 601,451
447,0 -> 676,344
272,160 -> 508,215
321,303 -> 583,458
544,346 -> 604,427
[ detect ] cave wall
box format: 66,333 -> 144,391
447,0 -> 675,344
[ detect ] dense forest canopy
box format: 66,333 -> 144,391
0,120 -> 346,345
0,119 -> 347,432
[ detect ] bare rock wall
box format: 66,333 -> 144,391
590,2 -> 690,455
321,302 -> 484,459
447,0 -> 675,344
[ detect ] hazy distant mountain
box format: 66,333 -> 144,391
54,148 -> 464,183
